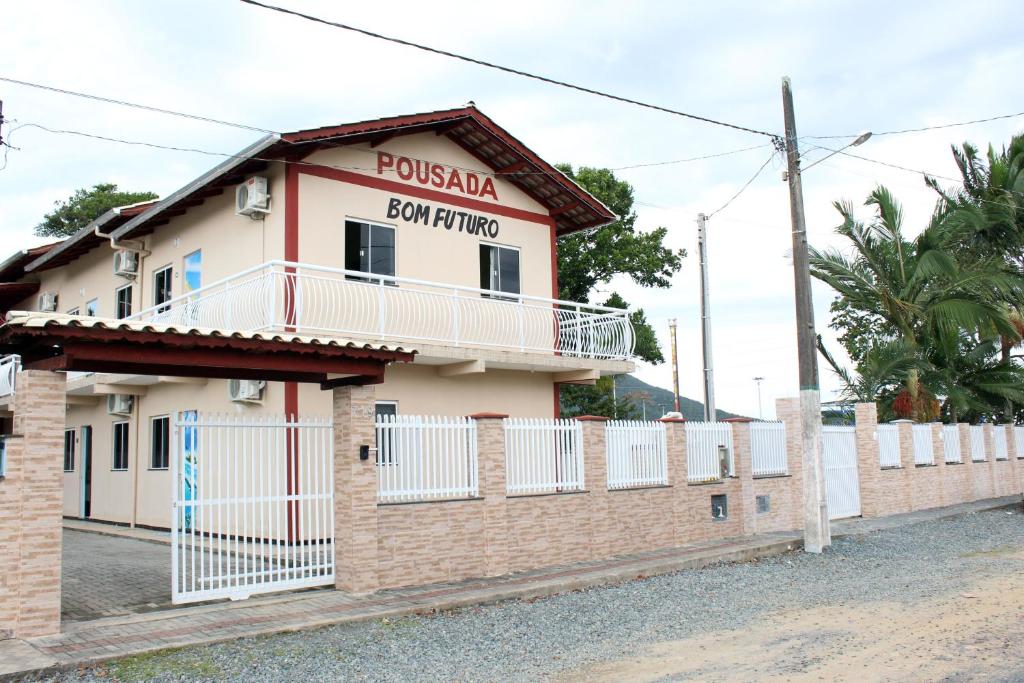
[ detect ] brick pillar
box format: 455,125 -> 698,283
931,423 -> 948,506
775,398 -> 804,531
894,420 -> 915,511
0,370 -> 66,638
958,424 -> 975,502
661,418 -> 689,545
724,419 -> 756,536
471,413 -> 509,577
333,384 -> 379,594
577,416 -> 609,551
1005,425 -> 1021,495
854,403 -> 883,518
984,423 -> 999,498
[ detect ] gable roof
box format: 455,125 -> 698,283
0,240 -> 62,281
18,106 -> 616,277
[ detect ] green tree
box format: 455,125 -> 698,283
553,165 -> 685,417
36,183 -> 158,238
811,187 -> 1021,421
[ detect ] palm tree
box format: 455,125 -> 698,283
810,187 -> 1021,421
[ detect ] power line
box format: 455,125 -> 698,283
610,144 -> 771,171
813,144 -> 962,183
807,110 -> 1024,141
0,76 -> 282,135
236,0 -> 780,140
706,150 -> 779,218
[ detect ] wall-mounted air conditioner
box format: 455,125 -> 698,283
113,250 -> 139,278
228,379 -> 266,403
107,394 -> 134,416
235,176 -> 270,217
38,292 -> 58,312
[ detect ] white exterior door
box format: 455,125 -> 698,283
822,425 -> 861,519
171,412 -> 335,604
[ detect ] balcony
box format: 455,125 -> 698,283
0,354 -> 18,400
127,261 -> 635,365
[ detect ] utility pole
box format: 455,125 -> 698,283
781,76 -> 830,553
754,376 -> 764,419
0,100 -> 5,148
697,213 -> 716,421
668,318 -> 681,413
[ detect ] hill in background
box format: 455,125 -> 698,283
615,374 -> 743,421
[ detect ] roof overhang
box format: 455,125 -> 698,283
0,312 -> 416,387
0,283 -> 41,312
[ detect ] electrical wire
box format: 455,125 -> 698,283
0,75 -> 282,135
236,0 -> 780,140
705,150 -> 778,218
806,110 -> 1024,141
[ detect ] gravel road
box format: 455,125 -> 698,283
50,505 -> 1024,682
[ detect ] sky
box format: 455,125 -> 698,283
2,0 -> 1023,418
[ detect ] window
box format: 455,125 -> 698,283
183,250 -> 202,294
150,416 -> 170,469
63,429 -> 76,472
85,298 -> 98,317
112,422 -> 130,471
479,244 -> 520,296
115,285 -> 133,319
67,307 -> 80,316
375,401 -> 398,419
154,266 -> 173,312
345,220 -> 395,281
756,494 -> 771,514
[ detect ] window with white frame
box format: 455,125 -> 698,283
153,265 -> 173,312
479,243 -> 520,296
112,421 -> 130,471
67,307 -> 80,316
115,284 -> 133,319
150,416 -> 170,470
345,220 -> 395,281
375,401 -> 398,466
85,298 -> 98,317
63,429 -> 75,472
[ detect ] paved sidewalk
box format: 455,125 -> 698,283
2,496 -> 1018,681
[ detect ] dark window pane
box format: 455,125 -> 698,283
345,221 -> 368,272
479,245 -> 494,290
64,430 -> 75,471
370,225 -> 395,276
375,402 -> 397,418
151,417 -> 169,469
498,248 -> 520,294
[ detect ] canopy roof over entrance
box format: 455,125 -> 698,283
0,311 -> 415,386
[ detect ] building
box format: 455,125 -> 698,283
0,105 -> 635,530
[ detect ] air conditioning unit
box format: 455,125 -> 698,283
38,292 -> 58,312
113,249 -> 139,278
235,176 -> 270,217
107,394 -> 134,416
228,379 -> 266,403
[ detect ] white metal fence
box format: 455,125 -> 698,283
994,426 -> 1009,460
970,425 -> 987,461
376,415 -> 479,503
605,420 -> 668,489
684,421 -> 734,483
171,413 -> 334,605
912,424 -> 935,466
129,261 -> 634,360
878,424 -> 901,468
943,425 -> 962,463
750,421 -> 788,477
505,418 -> 585,495
822,425 -> 861,519
0,355 -> 18,398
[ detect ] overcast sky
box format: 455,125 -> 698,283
2,1 -> 1022,418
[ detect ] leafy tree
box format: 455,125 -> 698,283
36,183 -> 158,238
553,165 -> 685,417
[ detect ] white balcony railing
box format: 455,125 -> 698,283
128,261 -> 634,360
0,355 -> 19,399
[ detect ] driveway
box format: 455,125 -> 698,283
62,529 -> 172,621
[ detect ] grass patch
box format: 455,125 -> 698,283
104,648 -> 222,681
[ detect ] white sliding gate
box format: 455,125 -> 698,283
821,425 -> 861,519
171,413 -> 335,605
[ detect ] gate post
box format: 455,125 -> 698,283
724,418 -> 756,536
775,398 -> 804,530
854,402 -> 882,518
0,370 -> 66,638
332,384 -> 379,594
470,413 -> 510,578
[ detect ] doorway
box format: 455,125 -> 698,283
80,425 -> 93,518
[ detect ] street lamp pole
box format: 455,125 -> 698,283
781,76 -> 830,553
754,376 -> 764,420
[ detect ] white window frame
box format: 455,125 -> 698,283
67,307 -> 80,316
479,241 -> 521,297
115,283 -> 133,319
149,415 -> 170,470
112,421 -> 130,472
63,428 -> 76,472
85,298 -> 99,317
153,264 -> 173,311
344,218 -> 397,283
